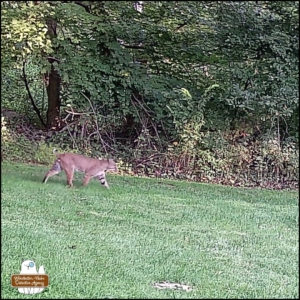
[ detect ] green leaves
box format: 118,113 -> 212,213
1,1 -> 298,166
1,2 -> 53,68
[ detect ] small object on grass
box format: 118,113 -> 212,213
152,281 -> 192,291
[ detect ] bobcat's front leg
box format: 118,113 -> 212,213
64,168 -> 74,188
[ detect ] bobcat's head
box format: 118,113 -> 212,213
106,159 -> 118,172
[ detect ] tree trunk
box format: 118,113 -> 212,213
45,17 -> 60,129
46,64 -> 61,129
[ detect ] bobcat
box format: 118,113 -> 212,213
43,149 -> 117,188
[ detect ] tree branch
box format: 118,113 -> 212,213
174,23 -> 187,31
61,1 -> 91,13
74,1 -> 91,13
22,61 -> 47,128
123,44 -> 145,49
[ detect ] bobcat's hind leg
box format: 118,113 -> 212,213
83,174 -> 92,186
43,161 -> 62,183
96,172 -> 109,189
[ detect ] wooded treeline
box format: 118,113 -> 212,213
1,1 -> 299,189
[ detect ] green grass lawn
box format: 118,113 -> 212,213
1,162 -> 299,298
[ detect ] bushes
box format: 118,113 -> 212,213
2,101 -> 298,190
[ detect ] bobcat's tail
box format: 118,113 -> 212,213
43,149 -> 63,183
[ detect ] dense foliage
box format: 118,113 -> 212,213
1,1 -> 299,189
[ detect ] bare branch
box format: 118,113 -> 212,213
47,56 -> 60,63
174,23 -> 187,32
65,110 -> 93,116
22,61 -> 47,128
80,91 -> 109,154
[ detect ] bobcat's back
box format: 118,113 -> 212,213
58,153 -> 117,175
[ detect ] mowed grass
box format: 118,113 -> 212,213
1,162 -> 299,299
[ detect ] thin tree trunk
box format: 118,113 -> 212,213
46,64 -> 61,129
45,17 -> 60,129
